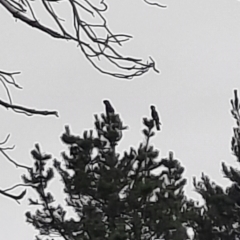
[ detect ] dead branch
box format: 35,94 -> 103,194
0,98 -> 58,117
143,0 -> 167,8
0,63 -> 57,205
0,134 -> 31,171
0,70 -> 58,117
3,183 -> 33,192
0,0 -> 166,79
0,134 -> 32,203
0,70 -> 57,202
0,188 -> 26,203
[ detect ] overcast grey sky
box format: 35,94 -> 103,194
0,1 -> 240,239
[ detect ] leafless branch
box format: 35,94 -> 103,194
0,72 -> 58,203
0,134 -> 32,202
0,188 -> 26,203
0,0 -> 166,79
0,55 -> 57,206
0,149 -> 32,170
0,134 -> 11,145
0,134 -> 32,171
143,0 -> 167,8
0,98 -> 59,116
3,183 -> 33,192
0,70 -> 58,117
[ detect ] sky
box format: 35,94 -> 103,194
0,0 -> 240,239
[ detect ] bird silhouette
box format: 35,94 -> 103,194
150,105 -> 161,131
103,100 -> 115,119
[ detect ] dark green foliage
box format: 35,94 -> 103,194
191,174 -> 236,240
24,104 -> 191,240
191,89 -> 240,240
22,90 -> 240,240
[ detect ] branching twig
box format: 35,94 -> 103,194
0,134 -> 32,171
0,70 -> 59,117
0,148 -> 31,170
0,134 -> 28,204
0,71 -> 58,204
0,0 -> 166,79
0,71 -> 22,88
0,188 -> 26,203
3,183 -> 33,192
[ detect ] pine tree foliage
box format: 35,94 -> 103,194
23,103 -> 191,240
222,89 -> 240,237
191,174 -> 235,240
190,89 -> 240,240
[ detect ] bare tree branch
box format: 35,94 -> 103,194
0,134 -> 32,203
0,98 -> 59,117
0,134 -> 31,171
143,0 -> 167,8
0,188 -> 26,203
0,39 -> 57,204
0,72 -> 58,203
3,183 -> 33,192
0,0 -> 166,79
0,70 -> 58,117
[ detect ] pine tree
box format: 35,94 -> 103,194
190,90 -> 240,240
222,89 -> 240,238
191,174 -> 235,240
22,102 -> 191,240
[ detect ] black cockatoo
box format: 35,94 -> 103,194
150,105 -> 161,131
103,100 -> 115,119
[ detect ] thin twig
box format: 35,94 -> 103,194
0,148 -> 32,171
143,0 -> 167,8
0,134 -> 11,145
0,188 -> 26,203
3,183 -> 33,192
0,99 -> 58,117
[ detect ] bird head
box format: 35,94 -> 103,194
150,105 -> 155,110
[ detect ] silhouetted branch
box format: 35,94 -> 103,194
0,188 -> 26,203
0,70 -> 58,117
0,134 -> 31,171
3,183 -> 33,192
0,99 -> 58,117
0,148 -> 32,171
0,0 -> 166,79
0,134 -> 30,202
143,0 -> 167,8
0,66 -> 57,205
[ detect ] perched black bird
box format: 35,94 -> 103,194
103,100 -> 115,119
150,105 -> 161,131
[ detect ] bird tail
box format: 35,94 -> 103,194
156,124 -> 160,131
